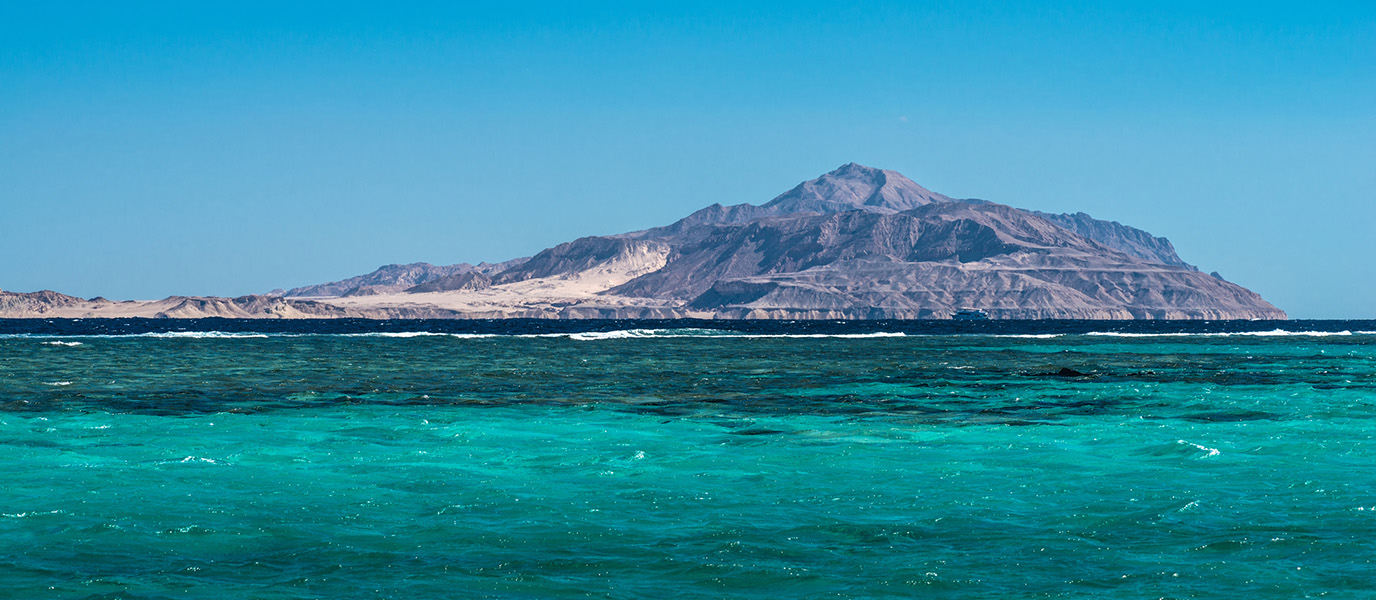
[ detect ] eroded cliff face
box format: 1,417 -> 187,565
2,163 -> 1286,319
1031,211 -> 1191,268
0,290 -> 108,317
494,238 -> 669,284
281,258 -> 527,297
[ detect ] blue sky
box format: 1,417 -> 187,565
1,1 -> 1372,317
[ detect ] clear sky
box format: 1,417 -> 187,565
1,1 -> 1372,317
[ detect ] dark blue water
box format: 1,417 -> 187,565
2,320 -> 1374,598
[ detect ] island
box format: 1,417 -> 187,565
0,164 -> 1285,320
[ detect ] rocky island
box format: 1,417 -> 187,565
0,164 -> 1286,319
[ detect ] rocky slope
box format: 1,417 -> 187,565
281,258 -> 527,297
0,289 -> 483,319
1,163 -> 1285,319
1031,211 -> 1191,268
0,290 -> 113,317
606,200 -> 1277,319
634,162 -> 955,238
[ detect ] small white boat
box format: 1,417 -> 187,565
952,308 -> 989,320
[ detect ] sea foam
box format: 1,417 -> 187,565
135,331 -> 271,339
1086,329 -> 1355,338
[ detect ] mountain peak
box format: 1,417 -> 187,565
761,163 -> 954,215
831,161 -> 880,175
638,163 -> 960,236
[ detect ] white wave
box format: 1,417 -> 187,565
44,381 -> 73,386
1086,329 -> 1353,338
136,332 -> 270,339
320,329 -> 909,340
560,329 -> 907,340
340,331 -> 454,338
1177,440 -> 1220,457
5,327 -> 1362,342
747,332 -> 907,339
175,456 -> 226,465
1,510 -> 66,519
566,329 -> 666,340
268,329 -> 916,341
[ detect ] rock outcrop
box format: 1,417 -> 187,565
1031,211 -> 1191,268
282,258 -> 526,297
0,290 -> 113,317
495,238 -> 670,284
405,272 -> 492,294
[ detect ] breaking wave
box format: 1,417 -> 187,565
1084,329 -> 1359,338
1,324 -> 1369,341
134,332 -> 272,339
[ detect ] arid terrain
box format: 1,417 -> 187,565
1,164 -> 1285,320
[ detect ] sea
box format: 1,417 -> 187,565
2,318 -> 1374,599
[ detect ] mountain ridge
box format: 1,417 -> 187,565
1,163 -> 1285,319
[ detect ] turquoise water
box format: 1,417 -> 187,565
2,326 -> 1375,598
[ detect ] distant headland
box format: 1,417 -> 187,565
0,164 -> 1285,320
